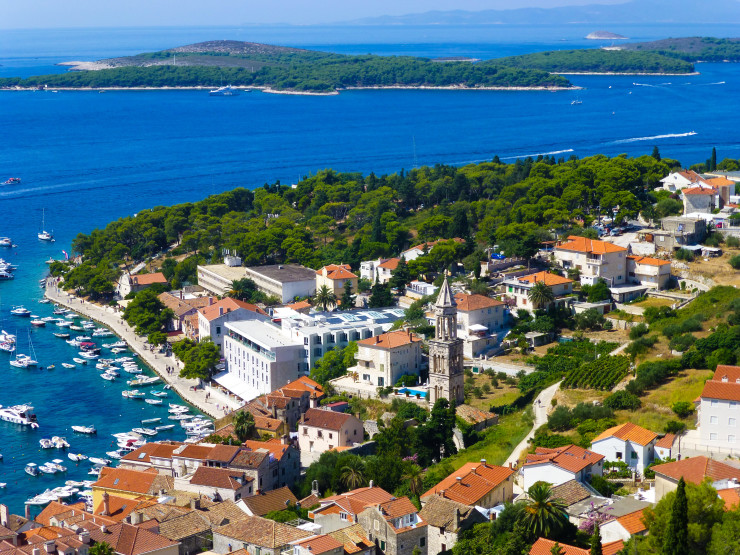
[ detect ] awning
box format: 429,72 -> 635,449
213,371 -> 261,402
469,324 -> 488,332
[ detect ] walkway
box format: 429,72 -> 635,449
44,279 -> 242,419
504,381 -> 561,470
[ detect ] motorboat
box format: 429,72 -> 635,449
61,363 -> 75,368
108,341 -> 127,349
54,333 -> 71,339
209,85 -> 240,96
39,299 -> 51,304
169,413 -> 194,421
111,347 -> 128,354
100,373 -> 116,381
0,271 -> 13,281
72,358 -> 87,364
122,390 -> 145,399
0,404 -> 39,427
0,341 -> 15,353
10,306 -> 31,317
128,376 -> 159,387
0,237 -> 12,247
50,459 -> 68,472
3,178 -> 21,185
140,417 -> 161,424
30,319 -> 45,327
88,457 -> 110,465
56,321 -> 72,328
53,307 -> 68,315
38,463 -> 57,474
0,330 -> 15,343
118,439 -> 146,451
131,427 -> 157,436
79,352 -> 99,360
25,463 -> 40,476
144,398 -> 162,405
151,391 -> 168,397
52,436 -> 70,448
122,366 -> 142,374
41,316 -> 57,323
69,325 -> 84,331
40,438 -> 55,449
106,450 -> 124,460
155,424 -> 175,431
68,453 -> 87,462
71,425 -> 96,434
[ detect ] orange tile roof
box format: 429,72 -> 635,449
453,293 -> 505,311
280,376 -> 324,396
207,444 -> 242,462
421,462 -> 514,504
701,380 -> 740,402
92,496 -> 157,522
357,329 -> 422,349
523,445 -> 604,474
517,271 -> 574,287
130,272 -> 168,286
529,538 -> 589,555
718,488 -> 740,510
121,442 -> 185,463
714,365 -> 740,382
174,445 -> 214,460
378,258 -> 400,270
677,170 -> 705,182
627,255 -> 671,267
189,467 -> 252,490
652,456 -> 740,484
35,501 -> 115,528
655,434 -> 675,449
199,297 -> 267,321
616,509 -> 647,534
377,497 -> 418,522
319,264 -> 357,280
93,467 -> 162,495
592,422 -> 658,446
88,522 -> 178,555
558,236 -> 627,254
683,186 -> 717,195
293,534 -> 344,554
242,439 -> 292,459
302,408 -> 357,431
707,177 -> 735,187
287,300 -> 311,310
318,486 -> 394,518
240,487 -> 298,516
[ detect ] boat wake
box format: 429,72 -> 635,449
610,131 -> 697,145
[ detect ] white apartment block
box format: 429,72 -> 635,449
554,236 -> 627,287
196,264 -> 249,296
360,258 -> 399,284
348,329 -> 423,388
244,264 -> 317,303
503,271 -> 574,312
698,365 -> 740,448
626,256 -> 672,289
660,170 -> 708,193
198,297 -> 269,350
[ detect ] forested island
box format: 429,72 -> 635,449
622,37 -> 740,62
0,38 -> 713,93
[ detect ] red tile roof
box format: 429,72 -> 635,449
316,486 -> 394,518
558,236 -> 627,254
302,408 -> 357,431
240,487 -> 298,516
706,177 -> 735,187
378,258 -> 401,270
592,422 -> 658,446
700,380 -> 740,402
287,300 -> 312,310
616,509 -> 647,534
714,365 -> 740,382
523,445 -> 604,474
517,271 -> 574,287
121,442 -> 185,464
88,522 -> 177,555
627,255 -> 671,267
199,298 -> 267,321
292,534 -> 344,554
93,467 -> 162,495
453,293 -> 505,311
652,456 -> 740,484
357,329 -> 422,349
530,538 -> 624,555
718,488 -> 740,510
318,264 -> 357,280
173,445 -> 214,460
189,467 -> 252,491
655,434 -> 675,449
130,273 -> 168,286
421,462 -> 514,505
683,186 -> 718,196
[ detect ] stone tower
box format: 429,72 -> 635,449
428,277 -> 465,406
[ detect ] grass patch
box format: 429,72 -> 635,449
650,286 -> 740,333
631,297 -> 675,309
553,388 -> 611,407
641,368 -> 712,408
468,374 -> 521,411
442,411 -> 532,468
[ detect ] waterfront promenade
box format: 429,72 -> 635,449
44,280 -> 242,419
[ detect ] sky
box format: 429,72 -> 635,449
3,0 -> 628,29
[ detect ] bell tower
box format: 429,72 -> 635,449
428,277 -> 465,406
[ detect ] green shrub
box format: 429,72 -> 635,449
625,335 -> 658,358
726,236 -> 739,248
671,401 -> 695,418
730,254 -> 740,270
675,248 -> 695,262
590,475 -> 620,497
604,390 -> 642,410
669,333 -> 696,352
629,323 -> 649,340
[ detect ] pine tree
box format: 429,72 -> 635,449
652,146 -> 661,161
389,256 -> 411,294
340,280 -> 356,309
663,477 -> 689,555
368,283 -> 393,308
590,522 -> 603,555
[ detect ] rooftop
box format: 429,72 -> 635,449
523,445 -> 604,474
226,319 -> 299,349
453,292 -> 504,311
700,380 -> 740,403
88,522 -> 178,555
529,538 -> 623,555
292,534 -> 344,554
215,515 -> 312,548
655,434 -> 675,449
188,467 -> 252,491
318,264 -> 357,280
240,487 -> 298,516
302,408 -> 357,431
626,255 -> 671,267
200,298 -> 267,321
198,264 -> 247,282
652,456 -> 740,484
514,271 -> 573,287
557,236 -> 627,254
130,272 -> 168,286
683,186 -> 718,196
714,365 -> 740,383
421,461 -> 514,505
616,509 -> 647,535
357,329 -> 422,349
592,422 -> 658,446
549,480 -> 592,507
93,467 -> 171,496
418,496 -> 477,532
246,264 -> 317,284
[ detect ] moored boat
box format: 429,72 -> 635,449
71,425 -> 96,434
0,404 -> 39,427
25,463 -> 39,477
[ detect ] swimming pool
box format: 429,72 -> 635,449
397,387 -> 428,398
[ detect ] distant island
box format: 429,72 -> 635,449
621,37 -> 740,62
586,31 -> 628,40
0,41 -> 571,93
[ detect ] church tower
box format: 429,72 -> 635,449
428,277 -> 465,406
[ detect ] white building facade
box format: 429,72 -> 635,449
348,330 -> 423,388
697,366 -> 740,448
554,236 -> 627,287
590,423 -> 658,474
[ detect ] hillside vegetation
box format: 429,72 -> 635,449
496,49 -> 695,73
623,37 -> 740,62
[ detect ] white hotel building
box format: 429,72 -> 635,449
218,307 -> 405,402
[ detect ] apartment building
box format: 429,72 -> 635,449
503,271 -> 574,312
197,297 -> 269,350
554,236 -> 627,286
348,329 -> 423,388
298,408 -> 364,465
316,264 -> 358,298
626,256 -> 672,289
244,264 -> 317,303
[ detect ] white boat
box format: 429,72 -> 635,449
0,341 -> 15,353
38,463 -> 57,474
50,459 -> 68,472
56,321 -> 72,328
68,453 -> 87,462
111,347 -> 127,354
38,209 -> 54,242
39,299 -> 51,304
61,363 -> 75,368
71,425 -> 96,434
144,398 -> 162,405
122,366 -> 142,374
100,373 -> 116,381
52,436 -> 70,448
88,457 -> 110,465
108,341 -> 127,349
151,391 -> 168,397
72,358 -> 87,364
0,237 -> 11,247
155,424 -> 175,431
169,413 -> 194,421
40,438 -> 54,449
40,316 -> 57,323
122,390 -> 145,399
0,404 -> 39,427
10,306 -> 31,317
79,352 -> 99,360
30,319 -> 45,327
131,427 -> 157,436
25,463 -> 40,476
0,271 -> 14,281
140,417 -> 160,424
0,483 -> 5,488
209,85 -> 241,96
54,333 -> 71,339
106,450 -> 123,460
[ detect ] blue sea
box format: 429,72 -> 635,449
1,22 -> 740,513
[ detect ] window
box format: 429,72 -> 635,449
711,433 -> 718,440
340,512 -> 348,521
732,402 -> 738,410
420,538 -> 426,547
711,416 -> 719,425
216,326 -> 221,335
711,400 -> 719,407
329,433 -> 333,440
616,451 -> 622,460
317,430 -> 323,438
631,452 -> 638,459
731,435 -> 737,443
374,520 -> 379,531
380,541 -> 386,551
731,418 -> 737,427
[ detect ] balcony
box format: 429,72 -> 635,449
228,333 -> 276,361
586,257 -> 605,265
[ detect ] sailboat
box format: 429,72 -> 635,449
9,332 -> 38,368
38,209 -> 54,242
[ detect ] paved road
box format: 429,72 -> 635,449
44,279 -> 241,419
504,381 -> 561,471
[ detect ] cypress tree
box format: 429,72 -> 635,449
663,477 -> 689,555
590,522 -> 603,555
652,146 -> 661,161
711,147 -> 717,170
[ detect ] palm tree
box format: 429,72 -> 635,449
521,482 -> 568,538
340,458 -> 366,491
314,285 -> 337,312
232,410 -> 255,442
402,463 -> 424,498
528,280 -> 555,309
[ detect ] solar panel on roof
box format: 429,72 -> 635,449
365,311 -> 385,319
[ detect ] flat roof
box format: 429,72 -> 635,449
245,264 -> 317,283
226,320 -> 300,349
282,308 -> 406,335
198,264 -> 247,281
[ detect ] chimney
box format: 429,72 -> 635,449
33,550 -> 41,555
219,307 -> 224,316
508,462 -> 513,469
453,508 -> 460,530
191,498 -> 201,510
101,526 -> 108,534
456,476 -> 462,483
481,459 -> 487,466
0,504 -> 8,527
369,480 -> 374,488
311,480 -> 320,497
25,504 -> 30,520
44,541 -> 55,554
180,290 -> 183,300
375,336 -> 379,344
78,531 -> 90,545
130,511 -> 143,526
209,297 -> 214,306
281,434 -> 289,445
102,491 -> 110,516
